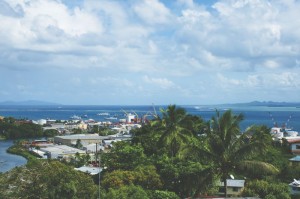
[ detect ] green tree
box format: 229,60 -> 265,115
43,129 -> 59,137
105,185 -> 149,199
147,190 -> 180,199
242,179 -> 290,199
0,160 -> 97,199
190,110 -> 279,197
131,124 -> 161,156
101,142 -> 147,171
75,139 -> 83,149
156,155 -> 215,197
156,105 -> 195,158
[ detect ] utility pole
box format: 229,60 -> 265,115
98,143 -> 101,199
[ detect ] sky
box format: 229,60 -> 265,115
0,0 -> 300,105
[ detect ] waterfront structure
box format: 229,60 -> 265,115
40,145 -> 85,160
54,134 -> 110,147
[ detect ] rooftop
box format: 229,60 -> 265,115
40,145 -> 85,154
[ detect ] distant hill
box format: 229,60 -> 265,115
0,100 -> 61,106
232,101 -> 300,107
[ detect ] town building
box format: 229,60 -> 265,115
218,179 -> 245,197
39,145 -> 86,160
283,137 -> 300,154
54,134 -> 111,147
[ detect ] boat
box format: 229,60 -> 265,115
70,115 -> 81,120
97,112 -> 110,116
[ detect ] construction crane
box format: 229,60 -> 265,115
131,111 -> 139,123
152,103 -> 158,118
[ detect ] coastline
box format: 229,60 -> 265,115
0,140 -> 27,173
6,142 -> 40,162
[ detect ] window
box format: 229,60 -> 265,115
296,145 -> 300,149
232,187 -> 239,192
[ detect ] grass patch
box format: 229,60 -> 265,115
7,143 -> 40,162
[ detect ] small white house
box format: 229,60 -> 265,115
218,179 -> 245,197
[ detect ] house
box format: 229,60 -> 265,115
283,137 -> 300,154
218,179 -> 245,197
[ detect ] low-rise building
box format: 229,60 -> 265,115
54,134 -> 111,147
218,179 -> 245,197
283,137 -> 300,154
40,145 -> 86,160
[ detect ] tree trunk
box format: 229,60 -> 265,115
223,177 -> 228,198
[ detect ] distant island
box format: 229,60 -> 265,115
232,101 -> 300,107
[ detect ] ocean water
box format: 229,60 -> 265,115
0,104 -> 299,131
0,140 -> 27,173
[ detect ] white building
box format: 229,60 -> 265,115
40,145 -> 86,160
218,179 -> 245,197
54,134 -> 111,147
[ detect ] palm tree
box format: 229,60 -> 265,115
189,110 -> 278,197
158,105 -> 195,158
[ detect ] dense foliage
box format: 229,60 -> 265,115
0,161 -> 98,199
0,117 -> 44,139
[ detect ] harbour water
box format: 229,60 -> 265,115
0,140 -> 27,173
0,104 -> 299,131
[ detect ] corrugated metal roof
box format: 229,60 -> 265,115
219,179 -> 245,187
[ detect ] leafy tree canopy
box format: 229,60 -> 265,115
0,160 -> 97,199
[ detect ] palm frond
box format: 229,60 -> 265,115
236,160 -> 279,176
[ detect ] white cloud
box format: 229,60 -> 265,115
133,0 -> 172,25
1,0 -> 300,104
263,60 -> 280,69
143,75 -> 175,89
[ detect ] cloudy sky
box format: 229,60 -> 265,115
0,0 -> 300,105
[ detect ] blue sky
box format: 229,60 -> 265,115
0,0 -> 300,105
